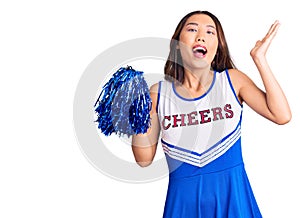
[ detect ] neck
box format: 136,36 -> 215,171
183,67 -> 214,91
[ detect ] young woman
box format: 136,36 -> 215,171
132,10 -> 291,217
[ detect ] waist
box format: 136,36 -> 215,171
165,139 -> 244,180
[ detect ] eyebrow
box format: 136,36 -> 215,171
186,22 -> 216,29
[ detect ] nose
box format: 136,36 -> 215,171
197,37 -> 205,42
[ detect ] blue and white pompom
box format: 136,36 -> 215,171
94,66 -> 152,137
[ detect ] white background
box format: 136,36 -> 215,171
1,0 -> 299,217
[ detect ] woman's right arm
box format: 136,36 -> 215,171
131,83 -> 161,167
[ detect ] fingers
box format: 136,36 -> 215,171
265,20 -> 280,41
250,21 -> 280,58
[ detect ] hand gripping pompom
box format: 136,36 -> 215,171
94,66 -> 152,137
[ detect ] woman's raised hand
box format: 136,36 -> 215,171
250,20 -> 280,60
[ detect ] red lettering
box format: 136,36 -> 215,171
211,107 -> 224,121
162,103 -> 235,129
172,114 -> 186,127
187,111 -> 199,126
224,104 -> 234,118
162,116 -> 171,130
199,109 -> 211,124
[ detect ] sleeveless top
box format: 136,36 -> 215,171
157,70 -> 262,218
157,70 -> 242,168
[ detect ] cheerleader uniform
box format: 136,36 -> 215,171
157,70 -> 262,218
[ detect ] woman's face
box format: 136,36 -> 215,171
178,14 -> 218,70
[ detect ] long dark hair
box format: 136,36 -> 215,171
164,10 -> 236,83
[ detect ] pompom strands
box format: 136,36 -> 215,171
94,66 -> 152,137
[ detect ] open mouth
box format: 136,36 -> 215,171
192,45 -> 207,56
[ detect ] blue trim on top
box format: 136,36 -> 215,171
172,70 -> 217,101
156,81 -> 162,113
162,139 -> 202,157
161,119 -> 242,158
199,121 -> 241,157
225,69 -> 243,107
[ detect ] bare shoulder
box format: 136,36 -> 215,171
227,68 -> 249,81
150,82 -> 159,93
227,68 -> 254,89
227,69 -> 257,103
149,82 -> 160,113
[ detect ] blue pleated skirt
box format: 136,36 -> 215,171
163,139 -> 262,218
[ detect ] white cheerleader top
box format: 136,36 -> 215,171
157,69 -> 243,167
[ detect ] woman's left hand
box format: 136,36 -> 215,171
250,20 -> 280,60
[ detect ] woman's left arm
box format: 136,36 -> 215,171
235,20 -> 292,124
